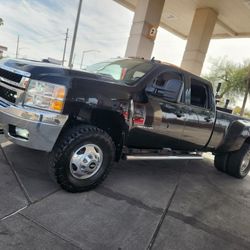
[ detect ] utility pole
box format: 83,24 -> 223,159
16,35 -> 20,59
62,28 -> 69,66
68,0 -> 83,68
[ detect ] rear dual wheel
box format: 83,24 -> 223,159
214,143 -> 250,178
214,153 -> 228,173
227,143 -> 250,178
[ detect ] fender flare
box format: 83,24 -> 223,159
216,120 -> 250,153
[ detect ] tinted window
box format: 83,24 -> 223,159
191,79 -> 210,109
146,71 -> 184,102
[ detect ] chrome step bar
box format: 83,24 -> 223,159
125,155 -> 203,161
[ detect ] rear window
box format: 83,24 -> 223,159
191,78 -> 211,109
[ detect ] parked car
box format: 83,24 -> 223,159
0,57 -> 249,192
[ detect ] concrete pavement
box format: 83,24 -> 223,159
0,137 -> 250,250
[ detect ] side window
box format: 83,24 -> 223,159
132,71 -> 145,79
146,71 -> 184,103
190,78 -> 210,109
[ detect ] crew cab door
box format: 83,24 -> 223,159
126,68 -> 186,149
181,77 -> 216,150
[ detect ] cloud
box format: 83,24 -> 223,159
0,0 -> 133,67
0,0 -> 250,78
0,0 -> 249,107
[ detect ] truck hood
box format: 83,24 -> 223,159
0,58 -> 135,102
0,58 -> 100,81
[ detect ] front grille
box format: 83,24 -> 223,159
0,68 -> 22,83
0,84 -> 17,103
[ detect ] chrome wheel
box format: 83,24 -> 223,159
240,150 -> 250,175
70,144 -> 103,179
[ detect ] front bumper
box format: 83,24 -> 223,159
0,99 -> 68,152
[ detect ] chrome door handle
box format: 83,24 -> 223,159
204,116 -> 212,122
175,111 -> 184,118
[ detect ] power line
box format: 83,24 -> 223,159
38,38 -> 65,44
23,34 -> 65,43
82,31 -> 129,37
36,32 -> 66,39
27,31 -> 66,39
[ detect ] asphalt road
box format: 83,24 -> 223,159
0,137 -> 250,250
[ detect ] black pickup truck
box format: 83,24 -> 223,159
0,57 -> 249,192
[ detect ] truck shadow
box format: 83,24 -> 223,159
1,142 -> 250,206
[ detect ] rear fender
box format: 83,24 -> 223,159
216,120 -> 250,152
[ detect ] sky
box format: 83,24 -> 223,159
0,0 -> 250,106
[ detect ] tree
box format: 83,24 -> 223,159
204,57 -> 250,115
234,106 -> 250,118
0,18 -> 3,26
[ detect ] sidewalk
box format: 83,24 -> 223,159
0,138 -> 250,250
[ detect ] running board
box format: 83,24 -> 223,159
125,155 -> 203,161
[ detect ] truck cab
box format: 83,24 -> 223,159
126,65 -> 216,151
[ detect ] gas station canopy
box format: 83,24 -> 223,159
116,0 -> 250,39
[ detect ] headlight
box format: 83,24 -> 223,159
24,80 -> 66,113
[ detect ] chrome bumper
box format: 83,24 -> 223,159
0,99 -> 68,152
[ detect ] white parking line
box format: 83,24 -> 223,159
1,206 -> 28,221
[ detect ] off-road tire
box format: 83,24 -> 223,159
49,125 -> 115,192
214,153 -> 229,173
226,143 -> 250,178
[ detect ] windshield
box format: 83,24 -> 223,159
84,58 -> 154,85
